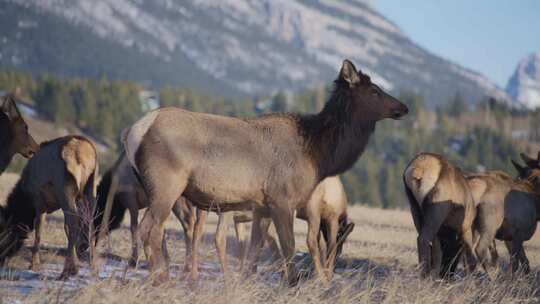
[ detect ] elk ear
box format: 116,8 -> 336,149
1,95 -> 22,121
520,153 -> 537,168
512,159 -> 526,175
339,59 -> 360,87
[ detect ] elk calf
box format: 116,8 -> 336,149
403,153 -> 477,278
0,93 -> 38,174
0,136 -> 98,279
188,176 -> 354,282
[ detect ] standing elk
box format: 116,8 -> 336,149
0,93 -> 39,174
0,135 -> 98,279
403,153 -> 477,278
122,59 -> 408,285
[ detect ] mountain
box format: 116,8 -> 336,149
1,0 -> 510,105
506,51 -> 540,109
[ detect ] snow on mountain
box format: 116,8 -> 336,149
506,51 -> 540,109
2,0 -> 510,105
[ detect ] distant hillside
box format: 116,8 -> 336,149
1,0 -> 510,106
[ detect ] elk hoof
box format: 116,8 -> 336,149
151,271 -> 169,287
128,258 -> 138,268
58,267 -> 78,280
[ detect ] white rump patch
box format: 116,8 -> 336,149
124,110 -> 159,173
404,155 -> 442,205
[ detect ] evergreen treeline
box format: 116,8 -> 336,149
0,69 -> 537,209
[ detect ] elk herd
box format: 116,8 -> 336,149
0,59 -> 539,288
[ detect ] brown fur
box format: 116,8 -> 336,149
0,136 -> 98,279
403,153 -> 477,278
0,93 -> 38,174
123,59 -> 408,285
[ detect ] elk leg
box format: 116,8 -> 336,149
140,210 -> 152,266
431,237 -> 442,276
234,220 -> 248,271
270,204 -> 298,287
162,231 -> 170,267
172,199 -> 194,273
140,181 -> 185,285
215,212 -> 232,277
515,241 -> 530,274
306,213 -> 324,279
504,241 -> 518,274
417,203 -> 450,279
190,208 -> 207,281
489,241 -> 499,267
244,210 -> 271,275
318,232 -> 328,271
473,230 -> 496,274
129,209 -> 139,267
30,213 -> 45,271
324,218 -> 340,280
461,228 -> 478,273
59,212 -> 81,279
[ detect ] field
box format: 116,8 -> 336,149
0,174 -> 539,303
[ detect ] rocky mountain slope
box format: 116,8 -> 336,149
506,51 -> 540,109
1,0 -> 510,105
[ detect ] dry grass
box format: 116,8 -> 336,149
1,178 -> 540,303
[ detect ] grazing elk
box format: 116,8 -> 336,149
0,135 -> 98,279
122,59 -> 408,285
403,153 -> 477,278
0,93 -> 39,174
189,176 -> 354,281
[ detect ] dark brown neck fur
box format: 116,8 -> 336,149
0,113 -> 14,174
298,86 -> 375,179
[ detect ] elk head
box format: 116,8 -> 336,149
335,217 -> 355,258
1,94 -> 38,159
512,154 -> 540,187
520,152 -> 540,169
337,59 -> 408,122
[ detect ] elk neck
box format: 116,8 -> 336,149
0,115 -> 14,174
299,87 -> 375,180
3,180 -> 36,234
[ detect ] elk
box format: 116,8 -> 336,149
403,153 -> 477,278
0,135 -> 98,279
415,155 -> 537,277
122,59 -> 408,285
0,93 -> 39,174
188,176 -> 354,281
461,152 -> 540,274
